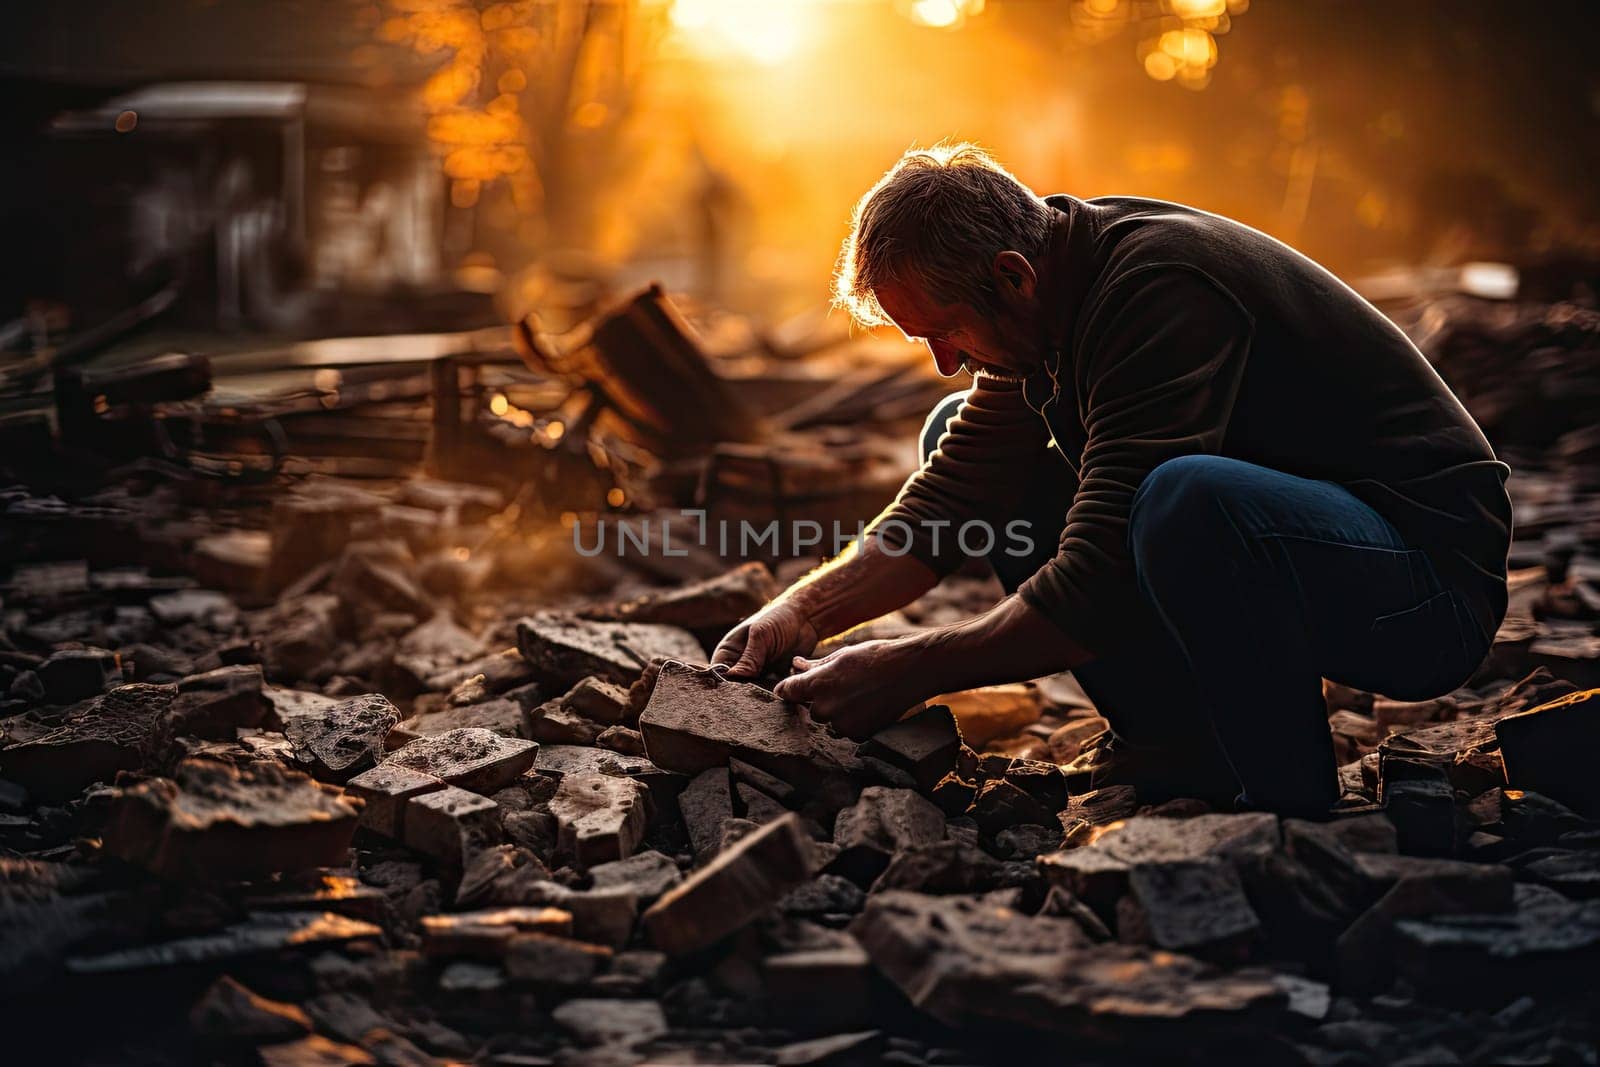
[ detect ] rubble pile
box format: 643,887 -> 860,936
1,290 -> 1599,1063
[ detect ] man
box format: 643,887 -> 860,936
711,144 -> 1510,818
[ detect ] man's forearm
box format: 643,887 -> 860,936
909,593 -> 1093,695
780,537 -> 940,640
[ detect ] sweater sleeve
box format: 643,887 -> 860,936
1017,265 -> 1254,653
865,374 -> 1050,574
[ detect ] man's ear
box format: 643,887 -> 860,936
991,250 -> 1037,304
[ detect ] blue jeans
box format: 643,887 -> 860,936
920,393 -> 1495,816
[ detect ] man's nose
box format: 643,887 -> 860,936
927,339 -> 967,377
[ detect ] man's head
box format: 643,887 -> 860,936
834,143 -> 1057,380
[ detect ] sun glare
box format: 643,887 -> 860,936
668,0 -> 816,66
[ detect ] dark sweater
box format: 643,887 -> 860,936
870,194 -> 1512,658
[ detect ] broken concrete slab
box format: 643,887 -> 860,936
103,758 -> 360,881
343,763 -> 447,839
285,694 -> 400,783
166,664 -> 270,738
1496,686 -> 1600,817
0,682 -> 172,801
330,544 -> 433,622
549,772 -> 650,868
1039,813 -> 1281,915
829,787 -> 946,886
1335,853 -> 1517,992
516,612 -> 703,690
643,812 -> 814,955
383,728 -> 538,795
1392,883 -> 1600,998
851,891 -> 1284,1038
1117,859 -> 1262,959
858,704 -> 962,793
403,786 -> 500,868
638,661 -> 860,785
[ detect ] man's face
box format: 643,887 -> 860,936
874,277 -> 1043,381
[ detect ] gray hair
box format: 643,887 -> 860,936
833,143 -> 1054,328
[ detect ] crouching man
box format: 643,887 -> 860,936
711,144 -> 1510,818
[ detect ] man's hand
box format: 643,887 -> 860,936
771,639 -> 931,739
711,600 -> 820,679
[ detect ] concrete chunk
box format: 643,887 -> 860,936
516,612 -> 702,690
859,704 -> 962,792
35,647 -> 120,704
103,759 -> 359,881
678,767 -> 734,861
851,891 -> 1284,1037
829,786 -> 946,886
384,728 -> 538,794
1496,687 -> 1600,817
286,694 -> 400,783
0,682 -> 171,800
548,772 -> 650,868
638,660 -> 859,784
343,763 -> 446,838
589,851 -> 683,904
1039,812 -> 1280,914
643,812 -> 813,955
404,786 -> 500,867
1117,859 -> 1262,958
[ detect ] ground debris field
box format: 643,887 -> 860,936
3,292 -> 1600,1066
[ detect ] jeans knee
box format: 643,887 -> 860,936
919,392 -> 968,466
1129,455 -> 1250,588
